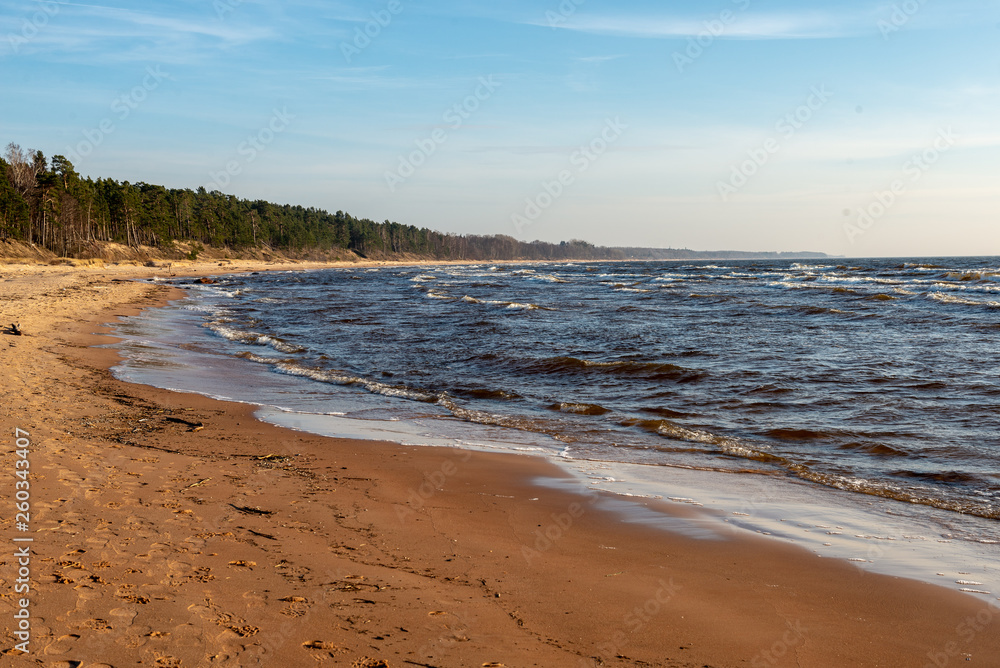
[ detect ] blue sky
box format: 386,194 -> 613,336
2,0 -> 998,257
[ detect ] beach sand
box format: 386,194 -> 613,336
1,261 -> 998,667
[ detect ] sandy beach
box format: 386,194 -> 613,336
2,260 -> 998,667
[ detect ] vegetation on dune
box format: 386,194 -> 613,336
0,143 -> 614,262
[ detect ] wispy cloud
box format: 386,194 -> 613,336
467,144 -> 692,155
0,1 -> 278,62
305,73 -> 436,91
71,4 -> 276,42
530,13 -> 860,40
576,54 -> 626,63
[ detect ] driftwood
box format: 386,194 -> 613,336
8,323 -> 22,336
229,504 -> 274,516
245,528 -> 277,540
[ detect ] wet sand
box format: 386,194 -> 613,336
1,261 -> 998,667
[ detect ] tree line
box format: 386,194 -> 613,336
0,143 -> 621,262
1,142 -> 830,262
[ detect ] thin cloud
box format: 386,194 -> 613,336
3,2 -> 276,44
305,75 -> 433,90
532,13 -> 860,40
576,54 -> 626,63
76,5 -> 276,42
467,144 -> 692,155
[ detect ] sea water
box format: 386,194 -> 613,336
108,258 -> 1000,601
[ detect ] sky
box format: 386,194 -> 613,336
2,0 -> 999,257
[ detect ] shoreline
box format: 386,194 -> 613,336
2,263 -> 999,666
119,262 -> 1000,598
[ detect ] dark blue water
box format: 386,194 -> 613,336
120,258 -> 1000,521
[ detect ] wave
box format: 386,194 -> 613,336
547,402 -> 611,416
929,293 -> 1000,308
623,418 -> 783,463
456,295 -> 548,310
767,428 -> 832,441
943,271 -> 1000,283
235,351 -> 296,365
435,396 -> 573,442
520,356 -> 704,382
453,387 -> 521,401
889,469 -> 984,484
641,406 -> 696,419
273,362 -> 438,402
838,441 -> 911,457
794,470 -> 999,520
206,322 -> 305,354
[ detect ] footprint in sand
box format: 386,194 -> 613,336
167,623 -> 205,650
109,606 -> 138,626
145,541 -> 177,559
163,559 -> 194,585
85,536 -> 110,549
43,633 -> 81,655
73,583 -> 103,602
116,630 -> 152,649
186,602 -> 216,620
242,590 -> 268,608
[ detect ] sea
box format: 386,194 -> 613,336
108,257 -> 1000,602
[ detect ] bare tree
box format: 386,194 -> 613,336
4,143 -> 41,198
